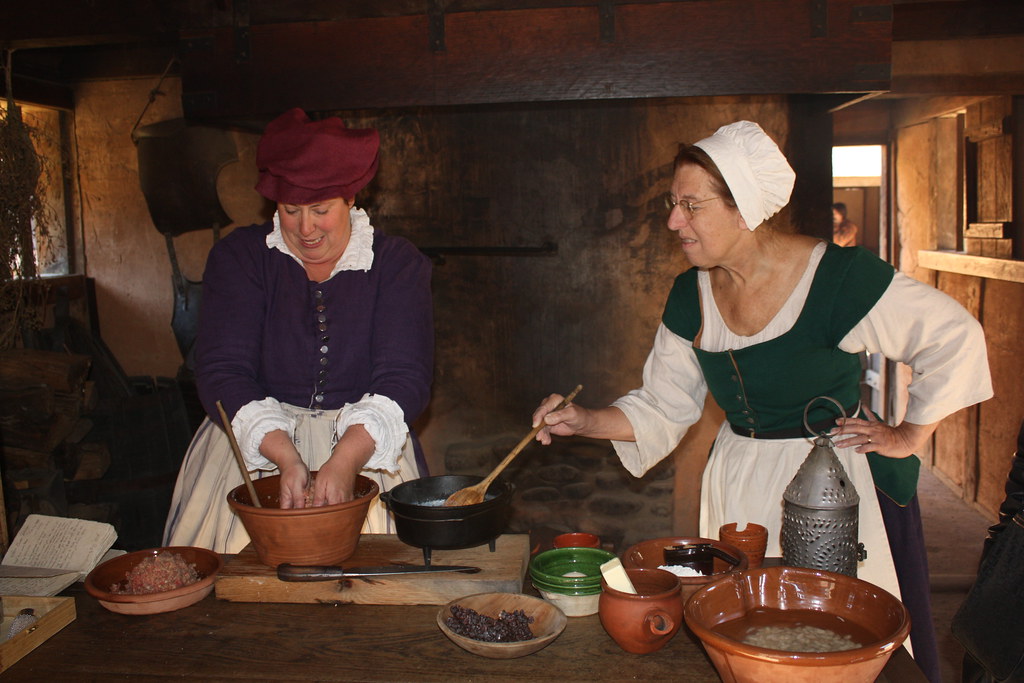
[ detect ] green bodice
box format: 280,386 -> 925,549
663,243 -> 894,432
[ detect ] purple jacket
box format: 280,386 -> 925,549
194,221 -> 434,428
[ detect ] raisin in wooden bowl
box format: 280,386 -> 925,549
85,546 -> 223,615
436,592 -> 567,659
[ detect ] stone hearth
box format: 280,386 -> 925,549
445,434 -> 675,554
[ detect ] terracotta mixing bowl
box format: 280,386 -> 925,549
684,566 -> 911,683
621,536 -> 749,601
227,473 -> 379,567
85,546 -> 222,615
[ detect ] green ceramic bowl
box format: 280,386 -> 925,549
529,547 -> 616,596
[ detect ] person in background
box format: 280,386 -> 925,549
164,108 -> 434,552
832,201 -> 859,246
532,121 -> 991,683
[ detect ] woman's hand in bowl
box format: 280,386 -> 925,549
277,459 -> 311,508
315,424 -> 376,505
255,430 -> 308,508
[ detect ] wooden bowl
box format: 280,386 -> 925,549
622,536 -> 749,601
84,546 -> 222,615
684,566 -> 910,683
437,592 -> 567,658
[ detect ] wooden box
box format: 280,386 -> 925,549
0,595 -> 76,673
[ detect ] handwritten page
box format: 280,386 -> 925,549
0,572 -> 81,597
0,515 -> 119,596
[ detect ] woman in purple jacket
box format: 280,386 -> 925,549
164,108 -> 434,552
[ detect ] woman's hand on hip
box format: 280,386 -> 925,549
832,413 -> 939,459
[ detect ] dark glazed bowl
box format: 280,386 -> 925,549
227,473 -> 378,567
379,474 -> 513,551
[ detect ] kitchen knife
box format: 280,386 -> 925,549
277,563 -> 482,582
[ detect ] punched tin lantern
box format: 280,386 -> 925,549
780,397 -> 865,577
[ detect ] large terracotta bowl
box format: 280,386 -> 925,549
85,546 -> 223,615
227,473 -> 379,567
621,536 -> 749,601
684,566 -> 911,683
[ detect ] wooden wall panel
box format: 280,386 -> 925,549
931,272 -> 983,493
976,278 -> 1024,515
894,120 -> 941,276
972,100 -> 1013,224
964,97 -> 1013,258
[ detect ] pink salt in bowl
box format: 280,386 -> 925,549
84,546 -> 223,616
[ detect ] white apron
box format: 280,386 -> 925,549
699,421 -> 904,611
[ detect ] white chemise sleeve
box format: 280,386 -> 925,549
232,397 -> 297,471
611,324 -> 708,477
335,393 -> 409,474
839,272 -> 993,425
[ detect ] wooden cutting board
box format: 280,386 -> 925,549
214,534 -> 530,605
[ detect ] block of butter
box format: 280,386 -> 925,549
600,557 -> 637,594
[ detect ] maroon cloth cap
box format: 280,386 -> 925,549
255,108 -> 380,204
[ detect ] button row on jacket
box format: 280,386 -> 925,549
313,289 -> 328,406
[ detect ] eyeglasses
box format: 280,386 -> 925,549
664,193 -> 721,218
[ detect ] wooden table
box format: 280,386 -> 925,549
3,584 -> 925,681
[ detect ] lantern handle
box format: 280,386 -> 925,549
802,395 -> 847,440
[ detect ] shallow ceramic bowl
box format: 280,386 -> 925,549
227,473 -> 378,567
537,589 -> 601,617
437,592 -> 567,659
622,536 -> 749,601
529,547 -> 616,594
530,547 -> 613,617
684,566 -> 911,683
84,546 -> 223,615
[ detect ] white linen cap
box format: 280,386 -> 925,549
693,121 -> 795,231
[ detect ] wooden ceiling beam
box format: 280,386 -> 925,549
178,0 -> 892,120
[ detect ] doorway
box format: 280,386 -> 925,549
833,144 -> 885,415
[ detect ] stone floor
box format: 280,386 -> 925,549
918,467 -> 993,683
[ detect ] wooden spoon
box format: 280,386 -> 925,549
216,400 -> 261,508
443,385 -> 582,507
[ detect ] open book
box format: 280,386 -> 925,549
0,515 -> 123,596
